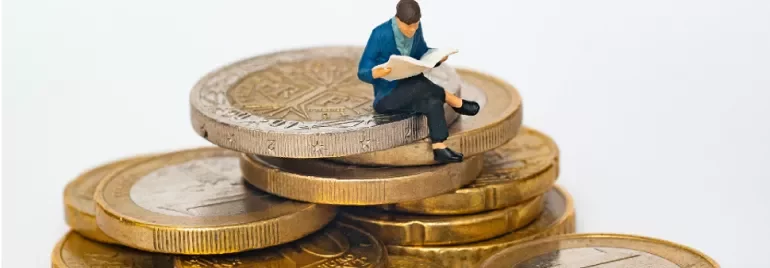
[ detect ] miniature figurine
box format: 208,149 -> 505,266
358,0 -> 480,164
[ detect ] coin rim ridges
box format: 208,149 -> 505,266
385,185 -> 576,268
189,46 -> 462,158
339,194 -> 545,246
240,154 -> 485,205
92,147 -> 339,255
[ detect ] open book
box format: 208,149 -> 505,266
375,48 -> 458,81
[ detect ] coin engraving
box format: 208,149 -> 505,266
470,129 -> 557,187
174,223 -> 384,267
57,232 -> 169,267
517,247 -> 679,268
227,58 -> 373,121
195,48 -> 457,132
129,156 -> 276,217
190,47 -> 464,158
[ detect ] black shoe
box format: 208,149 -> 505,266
433,148 -> 463,163
445,147 -> 464,158
453,100 -> 480,116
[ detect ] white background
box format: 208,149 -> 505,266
3,0 -> 770,266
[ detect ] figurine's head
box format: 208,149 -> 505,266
395,0 -> 421,38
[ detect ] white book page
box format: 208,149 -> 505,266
374,48 -> 458,81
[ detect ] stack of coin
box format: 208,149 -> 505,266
54,46 -> 528,267
335,126 -> 574,267
53,45 -> 718,267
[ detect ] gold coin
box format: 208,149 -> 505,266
478,233 -> 720,268
240,154 -> 484,205
63,155 -> 154,244
331,67 -> 523,166
51,231 -> 173,268
340,194 -> 544,246
173,222 -> 388,268
381,127 -> 559,215
190,46 -> 463,158
386,185 -> 575,268
388,256 -> 445,268
94,147 -> 337,255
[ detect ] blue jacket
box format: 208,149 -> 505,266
357,19 -> 433,107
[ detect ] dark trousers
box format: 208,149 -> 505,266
374,74 -> 449,143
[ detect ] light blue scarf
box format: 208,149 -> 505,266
391,17 -> 413,56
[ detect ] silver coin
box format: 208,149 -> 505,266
190,46 -> 462,158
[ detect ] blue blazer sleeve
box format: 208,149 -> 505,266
358,30 -> 380,84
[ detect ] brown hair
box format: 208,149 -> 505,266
396,0 -> 421,24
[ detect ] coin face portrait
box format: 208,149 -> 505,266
516,247 -> 680,268
129,156 -> 281,217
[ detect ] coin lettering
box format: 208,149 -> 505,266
267,140 -> 277,153
311,141 -> 326,155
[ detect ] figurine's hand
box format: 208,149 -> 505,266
372,67 -> 392,79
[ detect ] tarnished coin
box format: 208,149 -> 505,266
331,68 -> 523,166
387,185 -> 575,268
381,127 -> 559,215
190,46 -> 463,158
94,147 -> 337,255
63,154 -> 154,244
478,233 -> 720,268
388,256 -> 445,268
51,231 -> 173,268
340,195 -> 543,246
173,222 -> 388,268
240,154 -> 484,205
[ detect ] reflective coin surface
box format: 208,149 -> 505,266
51,231 -> 173,268
478,233 -> 720,268
240,153 -> 484,205
94,147 -> 337,255
382,127 -> 559,215
173,222 -> 388,268
190,46 -> 462,158
63,154 -> 154,244
386,185 -> 575,268
332,68 -> 523,166
340,194 -> 544,246
387,256 -> 445,268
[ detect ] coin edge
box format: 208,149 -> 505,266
92,147 -> 339,255
477,233 -> 720,268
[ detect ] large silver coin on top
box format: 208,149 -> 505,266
190,46 -> 462,158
